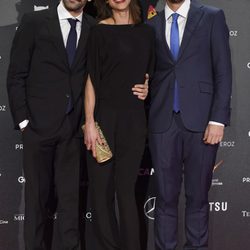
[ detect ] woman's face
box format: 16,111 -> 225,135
107,0 -> 131,12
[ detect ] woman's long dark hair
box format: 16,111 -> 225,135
94,0 -> 142,24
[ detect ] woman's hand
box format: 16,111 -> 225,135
83,121 -> 102,158
132,74 -> 149,100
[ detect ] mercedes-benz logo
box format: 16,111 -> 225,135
144,197 -> 156,220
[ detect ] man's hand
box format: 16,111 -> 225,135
203,124 -> 224,145
132,74 -> 149,100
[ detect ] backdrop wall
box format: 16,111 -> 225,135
0,1 -> 249,250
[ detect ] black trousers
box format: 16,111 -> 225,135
22,117 -> 81,250
87,103 -> 146,250
149,113 -> 218,250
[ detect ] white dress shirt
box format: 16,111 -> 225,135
165,0 -> 190,49
19,1 -> 83,130
57,0 -> 83,47
164,0 -> 224,127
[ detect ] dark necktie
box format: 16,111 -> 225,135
65,18 -> 78,114
170,13 -> 180,113
66,18 -> 78,66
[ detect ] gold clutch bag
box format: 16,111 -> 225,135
83,122 -> 112,163
94,122 -> 112,163
82,122 -> 113,163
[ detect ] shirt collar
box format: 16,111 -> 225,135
165,0 -> 191,20
57,1 -> 83,23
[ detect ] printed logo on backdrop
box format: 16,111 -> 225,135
242,177 -> 250,183
212,160 -> 224,187
139,168 -> 155,176
219,141 -> 236,148
212,141 -> 236,187
247,62 -> 250,69
84,211 -> 92,222
144,197 -> 156,220
14,213 -> 57,221
0,219 -> 9,225
242,211 -> 250,218
13,211 -> 93,222
18,176 -> 26,184
229,30 -> 238,37
0,105 -> 6,112
144,197 -> 228,220
14,214 -> 25,221
209,202 -> 228,212
15,143 -> 23,150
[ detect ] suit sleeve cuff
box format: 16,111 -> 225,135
19,120 -> 29,130
208,121 -> 225,127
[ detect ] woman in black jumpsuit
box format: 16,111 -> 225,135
84,0 -> 155,249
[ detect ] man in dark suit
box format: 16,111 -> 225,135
7,0 -> 95,249
147,0 -> 232,249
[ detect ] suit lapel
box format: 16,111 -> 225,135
159,11 -> 174,62
178,1 -> 204,61
48,8 -> 69,68
71,14 -> 91,69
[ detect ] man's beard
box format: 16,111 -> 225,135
62,0 -> 86,12
168,0 -> 185,4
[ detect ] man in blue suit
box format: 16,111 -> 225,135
147,0 -> 232,249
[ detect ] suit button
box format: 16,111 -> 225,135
66,94 -> 70,98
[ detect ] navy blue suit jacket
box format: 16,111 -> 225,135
147,0 -> 232,133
